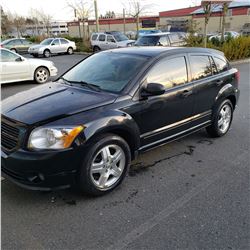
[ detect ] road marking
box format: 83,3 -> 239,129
106,150 -> 248,250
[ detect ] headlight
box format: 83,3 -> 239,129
28,126 -> 84,150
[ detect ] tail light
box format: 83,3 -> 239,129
235,71 -> 240,84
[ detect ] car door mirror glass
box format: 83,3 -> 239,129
141,83 -> 165,97
51,43 -> 55,46
15,57 -> 23,62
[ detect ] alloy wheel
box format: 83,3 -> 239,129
35,68 -> 48,83
217,103 -> 232,134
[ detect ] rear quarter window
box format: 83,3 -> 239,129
91,34 -> 98,41
213,56 -> 229,73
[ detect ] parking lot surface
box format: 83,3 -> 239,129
1,54 -> 250,250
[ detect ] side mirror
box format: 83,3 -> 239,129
141,83 -> 165,97
15,57 -> 24,62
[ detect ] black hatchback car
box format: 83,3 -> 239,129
1,47 -> 240,196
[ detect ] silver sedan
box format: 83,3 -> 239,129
28,38 -> 76,58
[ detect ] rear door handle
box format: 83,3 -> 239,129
216,79 -> 224,86
181,89 -> 193,98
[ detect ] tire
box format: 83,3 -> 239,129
206,99 -> 233,137
34,67 -> 50,84
32,54 -> 39,58
10,48 -> 17,53
43,49 -> 50,58
93,46 -> 101,53
77,133 -> 131,196
67,47 -> 74,55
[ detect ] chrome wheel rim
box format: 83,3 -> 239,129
90,144 -> 125,190
36,68 -> 48,83
218,103 -> 232,133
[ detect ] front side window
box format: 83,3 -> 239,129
52,39 -> 60,45
62,52 -> 148,93
213,56 -> 228,73
146,56 -> 188,89
190,55 -> 212,81
21,39 -> 32,45
0,50 -> 20,62
107,35 -> 116,43
168,33 -> 180,43
98,35 -> 106,42
135,36 -> 159,46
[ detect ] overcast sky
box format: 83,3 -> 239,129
2,0 -> 248,21
1,0 -> 202,21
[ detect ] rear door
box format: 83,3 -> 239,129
188,53 -> 230,116
59,38 -> 70,52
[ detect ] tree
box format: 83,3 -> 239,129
67,0 -> 92,40
0,6 -> 12,35
202,1 -> 213,48
125,0 -> 154,37
221,1 -> 232,42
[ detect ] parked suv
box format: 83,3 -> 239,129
28,38 -> 76,58
1,47 -> 239,196
90,31 -> 134,52
135,32 -> 187,47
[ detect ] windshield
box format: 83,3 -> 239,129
135,36 -> 159,46
113,33 -> 129,42
40,38 -> 53,45
62,52 -> 148,93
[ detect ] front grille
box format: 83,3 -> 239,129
1,117 -> 21,151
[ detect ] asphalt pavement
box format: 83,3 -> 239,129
1,54 -> 250,250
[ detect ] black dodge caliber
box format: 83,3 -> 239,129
1,47 -> 240,195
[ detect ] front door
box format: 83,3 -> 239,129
136,55 -> 195,147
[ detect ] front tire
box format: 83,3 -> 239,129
206,99 -> 233,137
67,47 -> 73,55
43,49 -> 50,58
34,67 -> 50,84
77,134 -> 131,196
93,46 -> 101,53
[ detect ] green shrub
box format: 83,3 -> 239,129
186,35 -> 250,61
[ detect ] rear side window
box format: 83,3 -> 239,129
8,39 -> 19,45
147,56 -> 188,89
60,39 -> 69,44
213,56 -> 229,73
98,35 -> 106,41
190,55 -> 212,81
91,34 -> 98,41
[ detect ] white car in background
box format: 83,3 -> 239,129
0,48 -> 58,84
209,31 -> 240,41
28,38 -> 76,58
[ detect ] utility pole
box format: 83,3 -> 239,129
94,0 -> 99,32
123,8 -> 126,34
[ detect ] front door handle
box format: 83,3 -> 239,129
216,79 -> 224,86
181,89 -> 193,98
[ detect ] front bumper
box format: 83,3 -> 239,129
49,66 -> 58,77
28,50 -> 44,55
1,147 -> 82,190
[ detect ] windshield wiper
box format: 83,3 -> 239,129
67,80 -> 102,92
59,77 -> 73,86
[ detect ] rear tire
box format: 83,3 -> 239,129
34,67 -> 50,84
43,49 -> 50,58
206,99 -> 233,137
77,133 -> 131,196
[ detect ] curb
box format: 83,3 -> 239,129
74,52 -> 92,55
230,58 -> 250,66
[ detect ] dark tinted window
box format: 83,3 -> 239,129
147,56 -> 188,89
98,34 -> 106,41
92,34 -> 98,40
63,53 -> 148,93
190,55 -> 212,81
213,56 -> 228,73
158,36 -> 170,46
8,39 -> 20,45
60,38 -> 69,44
135,36 -> 159,46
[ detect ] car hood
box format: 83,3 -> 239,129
117,40 -> 135,47
2,82 -> 117,125
29,44 -> 45,50
25,58 -> 53,66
